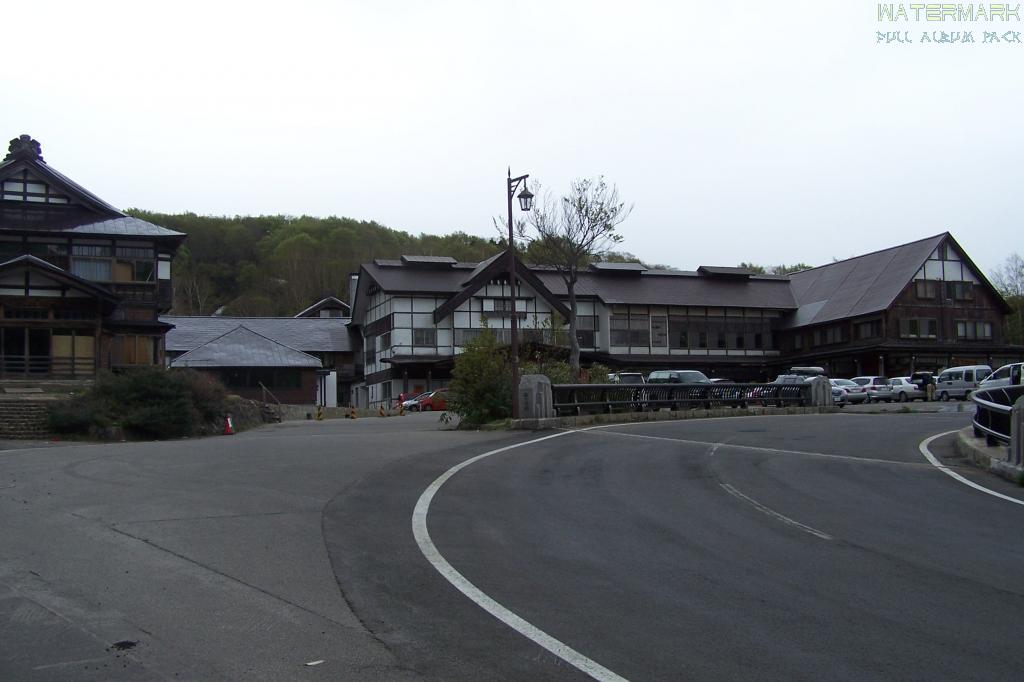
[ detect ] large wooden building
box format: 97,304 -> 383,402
349,233 -> 1022,406
0,135 -> 184,379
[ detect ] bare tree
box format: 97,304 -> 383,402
524,177 -> 632,381
991,253 -> 1024,345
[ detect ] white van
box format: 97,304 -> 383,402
935,365 -> 992,401
978,362 -> 1024,390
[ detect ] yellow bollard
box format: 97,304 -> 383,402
316,405 -> 324,421
399,404 -> 405,417
349,406 -> 357,419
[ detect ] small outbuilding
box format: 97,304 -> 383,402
170,325 -> 322,404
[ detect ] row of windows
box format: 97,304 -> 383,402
915,279 -> 974,301
956,320 -> 993,340
609,314 -> 771,350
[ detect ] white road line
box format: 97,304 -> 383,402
718,483 -> 834,540
584,428 -> 928,468
918,431 -> 1024,507
412,431 -> 629,682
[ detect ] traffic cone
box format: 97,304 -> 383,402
224,414 -> 235,435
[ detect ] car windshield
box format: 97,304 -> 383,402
618,375 -> 644,384
833,379 -> 857,386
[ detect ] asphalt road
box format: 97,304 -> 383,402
4,410 -> 1024,680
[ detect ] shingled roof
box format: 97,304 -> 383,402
170,325 -> 322,368
161,316 -> 355,354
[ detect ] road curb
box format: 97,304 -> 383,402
512,406 -> 839,431
953,426 -> 1023,484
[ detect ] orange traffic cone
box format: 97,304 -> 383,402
224,414 -> 235,435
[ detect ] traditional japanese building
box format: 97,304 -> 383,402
0,135 -> 184,379
349,233 -> 1022,406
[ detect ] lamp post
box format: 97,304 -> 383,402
507,169 -> 534,420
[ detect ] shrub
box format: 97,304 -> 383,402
48,368 -> 229,440
448,329 -> 512,426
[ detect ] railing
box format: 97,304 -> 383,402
259,381 -> 284,422
551,382 -> 813,417
972,385 -> 1024,446
0,355 -> 95,378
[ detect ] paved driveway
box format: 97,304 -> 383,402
3,411 -> 1023,680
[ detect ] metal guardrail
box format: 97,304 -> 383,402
971,385 -> 1024,446
551,382 -> 813,417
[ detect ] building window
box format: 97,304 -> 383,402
365,334 -> 376,365
114,246 -> 155,283
793,334 -> 802,350
650,316 -> 668,348
610,313 -> 650,346
455,328 -> 482,346
813,326 -> 845,346
379,332 -> 391,350
915,280 -> 937,299
5,308 -> 48,320
956,320 -> 992,340
493,298 -> 515,312
1,171 -> 71,204
856,320 -> 881,340
754,333 -> 763,350
899,318 -> 938,339
575,315 -> 598,348
413,328 -> 436,347
945,282 -> 974,301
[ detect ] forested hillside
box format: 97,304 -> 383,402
128,211 -> 507,316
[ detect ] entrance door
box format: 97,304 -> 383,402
2,328 -> 26,374
28,329 -> 50,374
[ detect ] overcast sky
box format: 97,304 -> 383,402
4,1 -> 1021,275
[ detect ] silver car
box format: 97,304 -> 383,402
889,377 -> 926,402
852,376 -> 892,403
831,378 -> 868,404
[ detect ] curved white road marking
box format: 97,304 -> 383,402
918,431 -> 1024,507
412,430 -> 629,682
718,483 -> 833,540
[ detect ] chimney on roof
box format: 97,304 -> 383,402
349,273 -> 359,310
4,134 -> 44,163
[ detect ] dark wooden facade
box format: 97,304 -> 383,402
0,135 -> 184,380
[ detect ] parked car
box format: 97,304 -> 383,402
647,370 -> 710,384
888,377 -> 926,402
608,372 -> 646,384
935,365 -> 992,401
398,391 -> 429,411
978,362 -> 1024,390
417,389 -> 449,411
646,370 -> 711,410
827,380 -> 849,407
830,378 -> 867,404
851,376 -> 892,402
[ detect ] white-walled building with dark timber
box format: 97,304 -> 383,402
348,234 -> 1022,407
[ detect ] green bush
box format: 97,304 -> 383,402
448,333 -> 614,427
448,329 -> 512,427
48,368 -> 228,440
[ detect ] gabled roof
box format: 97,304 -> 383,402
432,250 -> 572,323
783,232 -> 1009,328
0,254 -> 118,302
170,325 -> 323,368
161,315 -> 355,353
0,134 -> 184,241
294,296 -> 352,318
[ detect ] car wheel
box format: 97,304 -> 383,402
940,391 -> 950,402
898,392 -> 908,403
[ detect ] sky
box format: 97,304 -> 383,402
3,0 -> 1021,275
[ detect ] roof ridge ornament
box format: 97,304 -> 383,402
4,134 -> 44,163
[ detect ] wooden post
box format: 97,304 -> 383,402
1011,396 -> 1024,468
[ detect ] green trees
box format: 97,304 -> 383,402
991,253 -> 1024,345
127,210 -> 506,317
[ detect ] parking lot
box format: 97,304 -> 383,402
3,410 -> 1024,680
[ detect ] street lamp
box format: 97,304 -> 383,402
507,169 -> 531,420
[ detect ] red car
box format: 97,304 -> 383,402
417,389 -> 448,411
